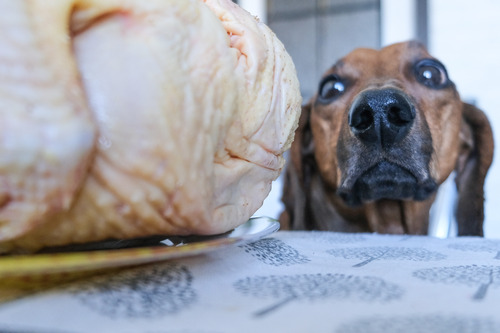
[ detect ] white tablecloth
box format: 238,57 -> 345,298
1,231 -> 500,333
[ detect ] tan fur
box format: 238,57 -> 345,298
281,41 -> 494,235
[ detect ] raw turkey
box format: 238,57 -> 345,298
0,0 -> 301,253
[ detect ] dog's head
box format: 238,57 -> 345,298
282,41 -> 494,235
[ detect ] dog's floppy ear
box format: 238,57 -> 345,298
454,103 -> 494,236
280,101 -> 316,230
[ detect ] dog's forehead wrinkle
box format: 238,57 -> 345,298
407,40 -> 426,50
331,59 -> 364,81
333,59 -> 344,69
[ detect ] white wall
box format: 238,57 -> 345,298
381,0 -> 416,46
238,0 -> 267,23
428,0 -> 500,238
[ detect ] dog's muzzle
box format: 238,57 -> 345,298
339,161 -> 437,205
338,88 -> 437,206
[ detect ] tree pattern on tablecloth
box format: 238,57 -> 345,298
327,246 -> 446,267
335,314 -> 499,333
72,263 -> 196,318
234,273 -> 402,317
448,240 -> 500,259
413,265 -> 500,300
242,238 -> 310,266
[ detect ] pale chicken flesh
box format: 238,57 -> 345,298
0,0 -> 301,252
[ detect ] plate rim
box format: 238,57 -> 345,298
0,217 -> 280,278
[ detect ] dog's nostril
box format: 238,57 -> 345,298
351,107 -> 374,131
387,105 -> 411,127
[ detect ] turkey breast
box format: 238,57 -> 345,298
0,0 -> 301,252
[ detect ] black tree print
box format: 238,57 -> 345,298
335,314 -> 499,333
242,238 -> 310,266
449,240 -> 500,259
234,273 -> 402,317
327,246 -> 446,267
413,265 -> 500,300
72,263 -> 196,318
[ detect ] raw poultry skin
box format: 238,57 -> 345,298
0,0 -> 301,252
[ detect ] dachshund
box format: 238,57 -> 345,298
280,41 -> 494,236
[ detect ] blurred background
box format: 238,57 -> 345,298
239,0 -> 500,238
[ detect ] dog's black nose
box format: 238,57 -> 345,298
349,88 -> 415,147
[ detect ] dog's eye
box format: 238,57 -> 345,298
318,75 -> 345,102
414,59 -> 450,89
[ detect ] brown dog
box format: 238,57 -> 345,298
280,41 -> 494,236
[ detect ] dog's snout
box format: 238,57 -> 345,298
349,88 -> 415,147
